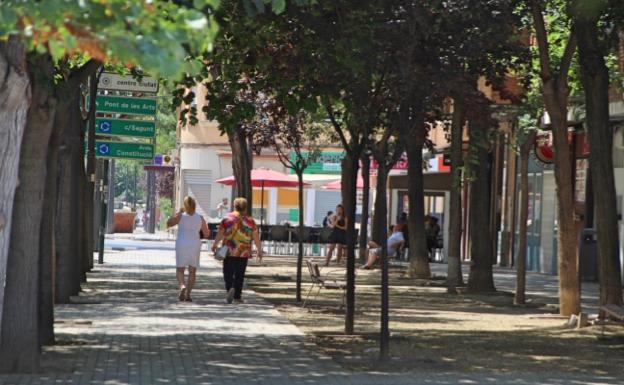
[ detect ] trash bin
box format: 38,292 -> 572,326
579,228 -> 598,282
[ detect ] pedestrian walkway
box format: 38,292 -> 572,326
0,249 -> 618,385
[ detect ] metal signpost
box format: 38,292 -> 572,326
91,73 -> 159,262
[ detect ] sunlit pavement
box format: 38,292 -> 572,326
0,246 -> 618,385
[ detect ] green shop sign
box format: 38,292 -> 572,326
95,95 -> 157,116
95,140 -> 154,160
95,118 -> 156,138
291,151 -> 344,174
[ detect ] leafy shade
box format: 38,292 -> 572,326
0,0 -> 220,79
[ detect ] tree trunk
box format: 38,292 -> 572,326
228,129 -> 252,211
375,162 -> 390,360
85,72 -> 98,262
296,170 -> 305,302
341,150 -> 361,335
39,114 -> 59,346
0,36 -> 30,337
447,98 -> 465,291
467,116 -> 496,292
0,54 -> 56,373
530,0 -> 581,316
372,166 -> 390,245
79,161 -> 90,280
515,132 -> 535,304
576,17 -> 623,307
358,153 -> 371,263
106,159 -> 115,234
546,99 -> 580,316
405,128 -> 431,279
500,133 -> 518,268
55,94 -> 84,303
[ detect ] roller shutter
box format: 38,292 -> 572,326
183,170 -> 212,218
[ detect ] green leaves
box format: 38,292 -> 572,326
0,0 -> 221,80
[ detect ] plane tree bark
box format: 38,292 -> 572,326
0,54 -> 57,372
573,4 -> 623,308
0,36 -> 30,342
466,107 -> 496,293
54,60 -> 101,304
447,97 -> 466,292
515,131 -> 536,304
529,0 -> 581,315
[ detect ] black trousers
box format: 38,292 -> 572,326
223,256 -> 248,299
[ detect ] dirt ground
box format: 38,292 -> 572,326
244,254 -> 624,376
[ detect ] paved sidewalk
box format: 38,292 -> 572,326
0,249 -> 619,385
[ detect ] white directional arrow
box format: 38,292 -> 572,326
98,144 -> 110,155
99,120 -> 112,132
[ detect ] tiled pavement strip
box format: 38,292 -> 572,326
0,248 -> 620,385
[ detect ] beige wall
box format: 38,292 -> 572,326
178,83 -> 229,146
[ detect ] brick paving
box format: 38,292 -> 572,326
0,248 -> 620,385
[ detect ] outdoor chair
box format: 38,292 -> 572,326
291,226 -> 312,255
268,225 -> 291,255
317,227 -> 333,256
601,304 -> 624,338
432,236 -> 444,262
302,259 -> 346,308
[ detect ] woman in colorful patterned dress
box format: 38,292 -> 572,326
211,197 -> 263,304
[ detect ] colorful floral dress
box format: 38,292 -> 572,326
219,212 -> 257,258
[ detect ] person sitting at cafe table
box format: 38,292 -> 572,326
361,225 -> 405,269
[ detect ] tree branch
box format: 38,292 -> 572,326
529,0 -> 552,81
325,103 -> 350,151
558,31 -> 577,84
67,59 -> 102,89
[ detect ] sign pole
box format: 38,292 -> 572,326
98,159 -> 109,264
93,159 -> 103,252
106,159 -> 116,234
88,68 -> 103,258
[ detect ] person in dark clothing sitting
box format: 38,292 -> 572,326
322,211 -> 333,228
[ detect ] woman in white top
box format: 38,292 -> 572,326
167,196 -> 209,302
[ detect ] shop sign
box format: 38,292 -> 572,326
534,130 -> 589,165
293,151 -> 345,174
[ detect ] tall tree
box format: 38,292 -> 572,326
0,54 -> 57,371
255,101 -> 322,302
370,122 -> 404,360
447,97 -> 466,291
466,101 -> 496,292
0,36 -> 30,353
0,0 -> 221,371
515,127 -> 537,304
572,0 -> 623,308
528,0 -> 581,315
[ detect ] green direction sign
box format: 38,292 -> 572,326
96,118 -> 155,138
95,95 -> 157,115
95,141 -> 154,160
